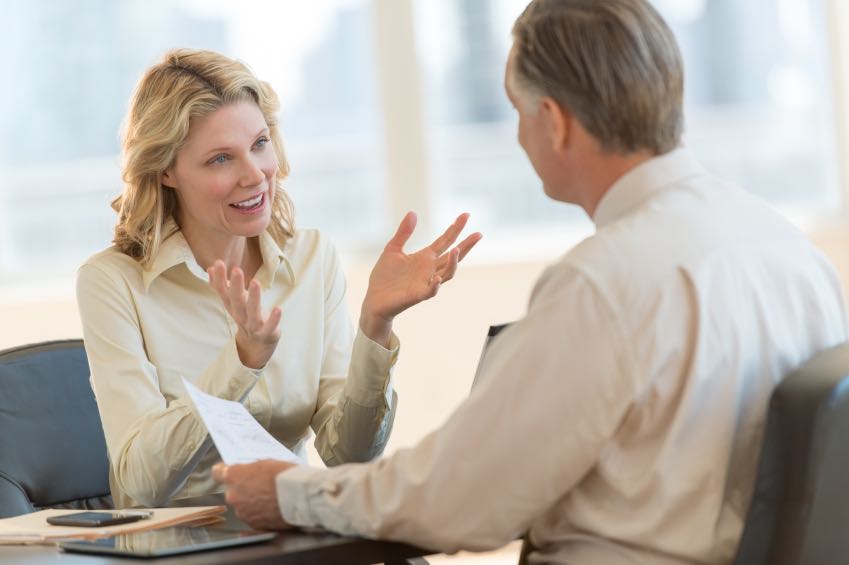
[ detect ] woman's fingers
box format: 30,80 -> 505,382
208,261 -> 231,307
245,279 -> 263,332
429,213 -> 470,255
228,268 -> 248,323
262,307 -> 283,338
438,247 -> 461,282
208,263 -> 281,369
385,211 -> 418,252
458,232 -> 482,261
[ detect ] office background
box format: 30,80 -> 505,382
1,3 -> 848,559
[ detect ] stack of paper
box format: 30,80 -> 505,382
0,506 -> 225,545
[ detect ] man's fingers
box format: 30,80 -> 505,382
212,463 -> 229,483
430,213 -> 470,255
385,211 -> 417,252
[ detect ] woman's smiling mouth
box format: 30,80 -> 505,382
230,191 -> 266,212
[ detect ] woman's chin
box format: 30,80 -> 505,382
243,219 -> 271,238
227,209 -> 272,238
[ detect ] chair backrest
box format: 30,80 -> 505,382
470,323 -> 510,391
734,341 -> 849,565
0,339 -> 112,518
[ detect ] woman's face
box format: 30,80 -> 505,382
162,100 -> 277,245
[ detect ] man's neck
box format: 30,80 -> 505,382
579,149 -> 657,218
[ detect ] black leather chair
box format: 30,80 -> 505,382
0,339 -> 112,518
733,341 -> 849,565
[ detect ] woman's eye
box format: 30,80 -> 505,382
255,137 -> 268,149
210,154 -> 227,165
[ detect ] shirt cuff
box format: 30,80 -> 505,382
345,327 -> 399,409
276,465 -> 332,528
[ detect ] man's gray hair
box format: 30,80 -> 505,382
511,0 -> 684,155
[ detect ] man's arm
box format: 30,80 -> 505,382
218,267 -> 636,553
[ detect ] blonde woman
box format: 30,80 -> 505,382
76,48 -> 480,508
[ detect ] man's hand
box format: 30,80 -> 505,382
212,460 -> 296,530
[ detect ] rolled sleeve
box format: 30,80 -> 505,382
345,328 -> 399,409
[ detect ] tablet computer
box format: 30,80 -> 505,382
59,526 -> 276,558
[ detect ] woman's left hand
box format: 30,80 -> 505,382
360,212 -> 482,346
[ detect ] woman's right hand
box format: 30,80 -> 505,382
208,260 -> 282,370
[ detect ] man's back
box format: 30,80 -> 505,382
525,149 -> 848,563
216,3 -> 849,559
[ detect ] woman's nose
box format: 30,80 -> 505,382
240,157 -> 265,187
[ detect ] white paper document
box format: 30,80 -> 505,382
181,377 -> 303,465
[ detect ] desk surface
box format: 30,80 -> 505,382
0,503 -> 432,565
0,531 -> 430,564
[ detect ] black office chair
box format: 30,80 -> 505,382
733,341 -> 849,565
0,339 -> 112,518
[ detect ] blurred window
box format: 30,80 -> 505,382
413,0 -> 840,240
0,0 -> 383,280
0,0 -> 844,281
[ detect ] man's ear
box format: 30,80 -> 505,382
540,97 -> 570,151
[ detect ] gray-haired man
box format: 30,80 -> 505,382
214,1 -> 848,562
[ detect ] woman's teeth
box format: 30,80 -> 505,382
232,193 -> 263,210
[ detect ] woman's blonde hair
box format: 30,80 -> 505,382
511,0 -> 684,155
113,48 -> 295,264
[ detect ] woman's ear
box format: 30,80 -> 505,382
540,97 -> 570,151
161,168 -> 176,189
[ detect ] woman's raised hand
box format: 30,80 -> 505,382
208,260 -> 282,370
360,212 -> 482,346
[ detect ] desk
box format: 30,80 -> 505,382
0,503 -> 433,564
0,532 -> 431,564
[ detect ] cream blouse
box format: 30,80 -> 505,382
77,223 -> 398,508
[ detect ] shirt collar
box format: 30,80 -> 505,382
592,147 -> 705,229
256,228 -> 295,289
142,218 -> 295,291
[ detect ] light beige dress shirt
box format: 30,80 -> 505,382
274,149 -> 849,564
76,223 -> 398,509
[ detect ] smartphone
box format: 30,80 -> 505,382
46,511 -> 146,527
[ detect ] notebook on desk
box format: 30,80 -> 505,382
0,506 -> 225,544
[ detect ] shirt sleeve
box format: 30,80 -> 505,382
76,262 -> 261,507
276,265 -> 636,552
310,240 -> 399,465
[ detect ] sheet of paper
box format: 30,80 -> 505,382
181,377 -> 303,465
